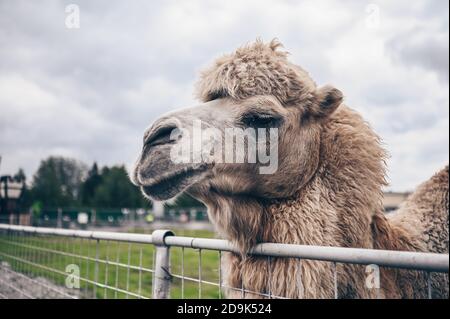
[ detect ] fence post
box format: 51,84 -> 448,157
57,208 -> 62,228
91,209 -> 96,227
152,229 -> 174,299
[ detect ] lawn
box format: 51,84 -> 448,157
0,228 -> 223,299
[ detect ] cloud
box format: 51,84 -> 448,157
387,29 -> 449,82
0,0 -> 448,191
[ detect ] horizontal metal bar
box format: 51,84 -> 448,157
0,224 -> 153,244
164,236 -> 449,273
170,273 -> 281,299
0,251 -> 150,299
1,224 -> 448,273
0,277 -> 35,299
0,238 -> 155,274
0,263 -> 78,299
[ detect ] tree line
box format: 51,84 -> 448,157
12,156 -> 150,211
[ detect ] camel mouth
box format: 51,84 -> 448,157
140,165 -> 209,201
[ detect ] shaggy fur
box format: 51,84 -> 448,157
194,40 -> 448,299
133,39 -> 449,298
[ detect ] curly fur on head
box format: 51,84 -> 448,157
195,39 -> 316,106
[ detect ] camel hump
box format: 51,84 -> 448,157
391,165 -> 449,254
410,165 -> 449,212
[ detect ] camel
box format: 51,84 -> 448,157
131,40 -> 449,298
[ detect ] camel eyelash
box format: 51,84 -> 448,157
207,89 -> 229,101
240,112 -> 282,128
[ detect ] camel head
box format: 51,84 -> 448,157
132,40 -> 343,202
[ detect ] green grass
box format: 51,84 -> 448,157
0,228 -> 222,299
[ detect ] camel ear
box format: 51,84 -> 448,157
311,85 -> 343,119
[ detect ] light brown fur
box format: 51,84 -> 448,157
132,40 -> 449,298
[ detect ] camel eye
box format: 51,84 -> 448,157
240,113 -> 282,128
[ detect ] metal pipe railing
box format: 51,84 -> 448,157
0,223 -> 448,299
163,236 -> 449,272
0,224 -> 154,244
1,224 -> 448,272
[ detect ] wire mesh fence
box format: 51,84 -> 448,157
0,224 -> 448,299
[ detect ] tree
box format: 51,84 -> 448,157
171,193 -> 204,208
80,162 -> 102,206
31,156 -> 87,207
13,168 -> 26,183
91,165 -> 149,209
13,168 -> 33,212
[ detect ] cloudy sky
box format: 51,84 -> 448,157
0,0 -> 448,191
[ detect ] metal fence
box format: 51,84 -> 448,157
0,224 -> 448,299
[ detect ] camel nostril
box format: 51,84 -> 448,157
144,124 -> 179,148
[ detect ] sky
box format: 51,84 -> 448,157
0,0 -> 448,191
